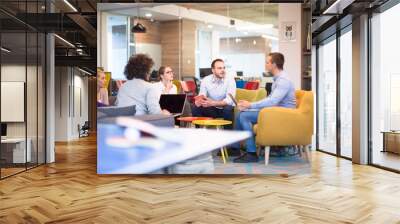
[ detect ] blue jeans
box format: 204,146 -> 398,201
191,105 -> 234,129
234,110 -> 260,152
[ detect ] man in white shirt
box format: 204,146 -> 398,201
191,59 -> 236,127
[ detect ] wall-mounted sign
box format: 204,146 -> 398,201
281,22 -> 296,42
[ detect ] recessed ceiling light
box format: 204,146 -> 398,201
145,13 -> 152,18
54,34 -> 75,48
262,34 -> 278,41
63,0 -> 77,12
1,47 -> 11,53
244,31 -> 248,35
207,24 -> 213,28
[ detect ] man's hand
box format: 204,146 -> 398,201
238,100 -> 251,111
201,99 -> 215,108
194,95 -> 207,107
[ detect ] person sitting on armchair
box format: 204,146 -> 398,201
233,52 -> 296,163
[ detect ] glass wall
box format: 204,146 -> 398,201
107,15 -> 128,80
317,36 -> 337,154
339,27 -> 352,158
370,3 -> 400,171
0,1 -> 46,179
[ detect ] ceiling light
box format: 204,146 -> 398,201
262,34 -> 278,41
63,0 -> 78,12
145,13 -> 152,18
1,47 -> 11,53
322,0 -> 355,15
78,67 -> 92,76
207,24 -> 213,28
54,34 -> 75,48
237,24 -> 274,31
244,31 -> 248,35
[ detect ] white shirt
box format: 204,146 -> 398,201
116,79 -> 162,115
154,81 -> 178,94
199,74 -> 236,106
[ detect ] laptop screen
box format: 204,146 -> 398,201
159,94 -> 186,114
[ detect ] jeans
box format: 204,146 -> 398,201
191,105 -> 234,129
234,110 -> 260,152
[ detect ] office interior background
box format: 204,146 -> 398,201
0,0 -> 97,179
0,0 -> 400,222
96,2 -> 313,174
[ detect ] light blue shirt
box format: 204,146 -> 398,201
250,71 -> 296,109
199,74 -> 236,106
116,79 -> 162,115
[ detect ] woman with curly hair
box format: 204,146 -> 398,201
116,54 -> 170,115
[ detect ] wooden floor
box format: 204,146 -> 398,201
1,135 -> 400,223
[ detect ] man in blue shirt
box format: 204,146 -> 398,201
233,52 -> 296,163
192,59 -> 236,126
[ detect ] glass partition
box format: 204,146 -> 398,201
339,28 -> 352,158
370,3 -> 400,171
317,36 -> 337,155
0,1 -> 46,179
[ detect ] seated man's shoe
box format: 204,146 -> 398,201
233,152 -> 258,163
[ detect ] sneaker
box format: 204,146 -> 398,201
233,152 -> 258,163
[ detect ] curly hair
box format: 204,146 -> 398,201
124,54 -> 154,80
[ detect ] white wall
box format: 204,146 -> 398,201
221,53 -> 265,77
135,43 -> 162,71
54,67 -> 89,141
278,4 -> 302,89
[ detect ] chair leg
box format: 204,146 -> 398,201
224,147 -> 229,160
297,145 -> 303,158
305,145 -> 312,162
220,148 -> 226,164
302,145 -> 311,162
264,146 -> 270,165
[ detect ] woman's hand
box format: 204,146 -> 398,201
161,109 -> 171,115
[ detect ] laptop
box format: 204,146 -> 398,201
159,94 -> 187,117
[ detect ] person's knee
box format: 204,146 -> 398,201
191,104 -> 201,116
222,106 -> 233,117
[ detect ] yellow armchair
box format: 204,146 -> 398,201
235,88 -> 267,102
233,88 -> 267,126
254,90 -> 314,165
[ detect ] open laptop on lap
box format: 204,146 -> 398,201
159,94 -> 187,117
